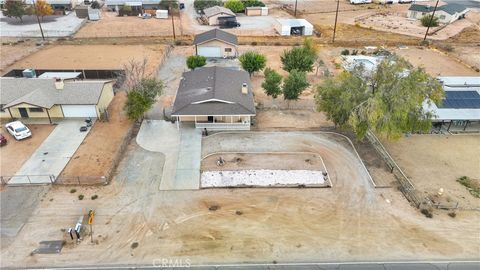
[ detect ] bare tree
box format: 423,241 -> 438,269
118,58 -> 149,91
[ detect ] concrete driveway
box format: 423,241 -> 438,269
136,120 -> 201,190
9,120 -> 92,184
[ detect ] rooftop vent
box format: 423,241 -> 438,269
241,83 -> 248,95
54,78 -> 64,90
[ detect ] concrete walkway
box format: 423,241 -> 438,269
136,120 -> 201,190
9,120 -> 92,184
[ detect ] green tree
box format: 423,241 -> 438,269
186,55 -> 207,70
125,78 -> 164,121
315,57 -> 444,140
194,0 -> 222,11
262,68 -> 283,99
158,0 -> 179,11
421,14 -> 439,27
2,0 -> 28,22
239,51 -> 267,76
281,39 -> 318,73
224,0 -> 244,12
242,0 -> 265,7
282,69 -> 309,101
90,0 -> 101,9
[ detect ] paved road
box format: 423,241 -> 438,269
19,261 -> 480,270
10,120 -> 92,184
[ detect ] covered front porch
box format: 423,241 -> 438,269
176,115 -> 252,130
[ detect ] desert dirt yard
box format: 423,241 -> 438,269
383,135 -> 480,210
0,39 -> 42,74
1,131 -> 479,268
4,44 -> 169,76
59,92 -> 132,182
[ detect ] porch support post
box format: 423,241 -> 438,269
231,115 -> 233,123
195,115 -> 197,123
447,121 -> 452,131
46,108 -> 52,124
176,116 -> 180,129
463,120 -> 469,131
7,108 -> 13,120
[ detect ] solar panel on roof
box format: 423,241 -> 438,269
439,91 -> 480,109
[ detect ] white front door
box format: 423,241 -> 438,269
198,46 -> 222,58
62,105 -> 97,118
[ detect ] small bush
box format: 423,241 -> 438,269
420,209 -> 433,218
251,41 -> 257,46
186,55 -> 207,70
78,194 -> 84,200
448,212 -> 456,218
208,205 -> 220,211
457,176 -> 480,198
360,50 -> 366,55
174,40 -> 182,46
421,14 -> 439,27
351,49 -> 358,56
120,5 -> 132,12
131,242 -> 139,249
274,42 -> 281,46
70,188 -> 77,193
91,195 -> 98,200
90,0 -> 101,9
340,49 -> 350,56
224,0 -> 245,13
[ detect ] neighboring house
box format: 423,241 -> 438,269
193,29 -> 238,58
171,67 -> 256,130
423,76 -> 480,132
105,0 -> 162,10
24,0 -> 77,10
202,6 -> 236,25
0,78 -> 114,123
407,3 -> 469,24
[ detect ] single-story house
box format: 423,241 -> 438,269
171,67 -> 256,130
105,0 -> 162,10
423,76 -> 480,132
407,3 -> 469,24
24,0 -> 77,10
193,29 -> 238,58
275,19 -> 313,36
0,78 -> 114,123
202,6 -> 236,25
245,6 -> 268,16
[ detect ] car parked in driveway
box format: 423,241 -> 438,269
0,134 -> 7,146
5,121 -> 32,140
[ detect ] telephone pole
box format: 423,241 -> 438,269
332,0 -> 340,43
32,0 -> 45,41
170,6 -> 176,40
294,0 -> 298,17
423,0 -> 440,41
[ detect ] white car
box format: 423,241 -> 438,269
5,121 -> 32,140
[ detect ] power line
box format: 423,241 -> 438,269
423,0 -> 440,41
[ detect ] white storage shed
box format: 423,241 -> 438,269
156,9 -> 168,19
275,19 -> 313,36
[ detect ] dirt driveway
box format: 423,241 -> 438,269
0,125 -> 55,177
1,131 -> 480,267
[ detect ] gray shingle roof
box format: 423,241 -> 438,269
171,67 -> 256,116
408,3 -> 467,15
0,78 -> 110,109
203,6 -> 235,18
193,29 -> 238,46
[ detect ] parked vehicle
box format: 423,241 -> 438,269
5,121 -> 32,140
350,0 -> 372,4
0,134 -> 7,146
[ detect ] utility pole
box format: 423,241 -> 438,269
294,0 -> 298,17
332,0 -> 340,43
423,0 -> 440,41
170,6 -> 176,41
32,0 -> 45,41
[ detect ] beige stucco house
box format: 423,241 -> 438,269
171,67 -> 256,130
193,29 -> 238,58
407,3 -> 469,24
0,78 -> 114,123
203,6 -> 236,25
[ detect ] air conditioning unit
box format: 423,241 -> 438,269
22,69 -> 36,78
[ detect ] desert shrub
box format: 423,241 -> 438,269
70,188 -> 77,193
420,209 -> 433,218
340,49 -> 350,55
91,195 -> 98,200
351,49 -> 358,55
224,0 -> 244,13
78,194 -> 84,200
251,41 -> 257,46
242,0 -> 264,8
421,14 -> 439,27
186,55 -> 207,70
457,176 -> 480,198
448,212 -> 456,218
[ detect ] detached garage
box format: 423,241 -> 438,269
194,29 -> 238,58
275,19 -> 313,36
0,78 -> 114,123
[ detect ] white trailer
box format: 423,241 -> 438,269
156,9 -> 168,19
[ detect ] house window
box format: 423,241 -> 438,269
225,48 -> 232,52
29,108 -> 44,113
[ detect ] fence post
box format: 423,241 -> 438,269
28,175 -> 32,184
78,176 -> 81,185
